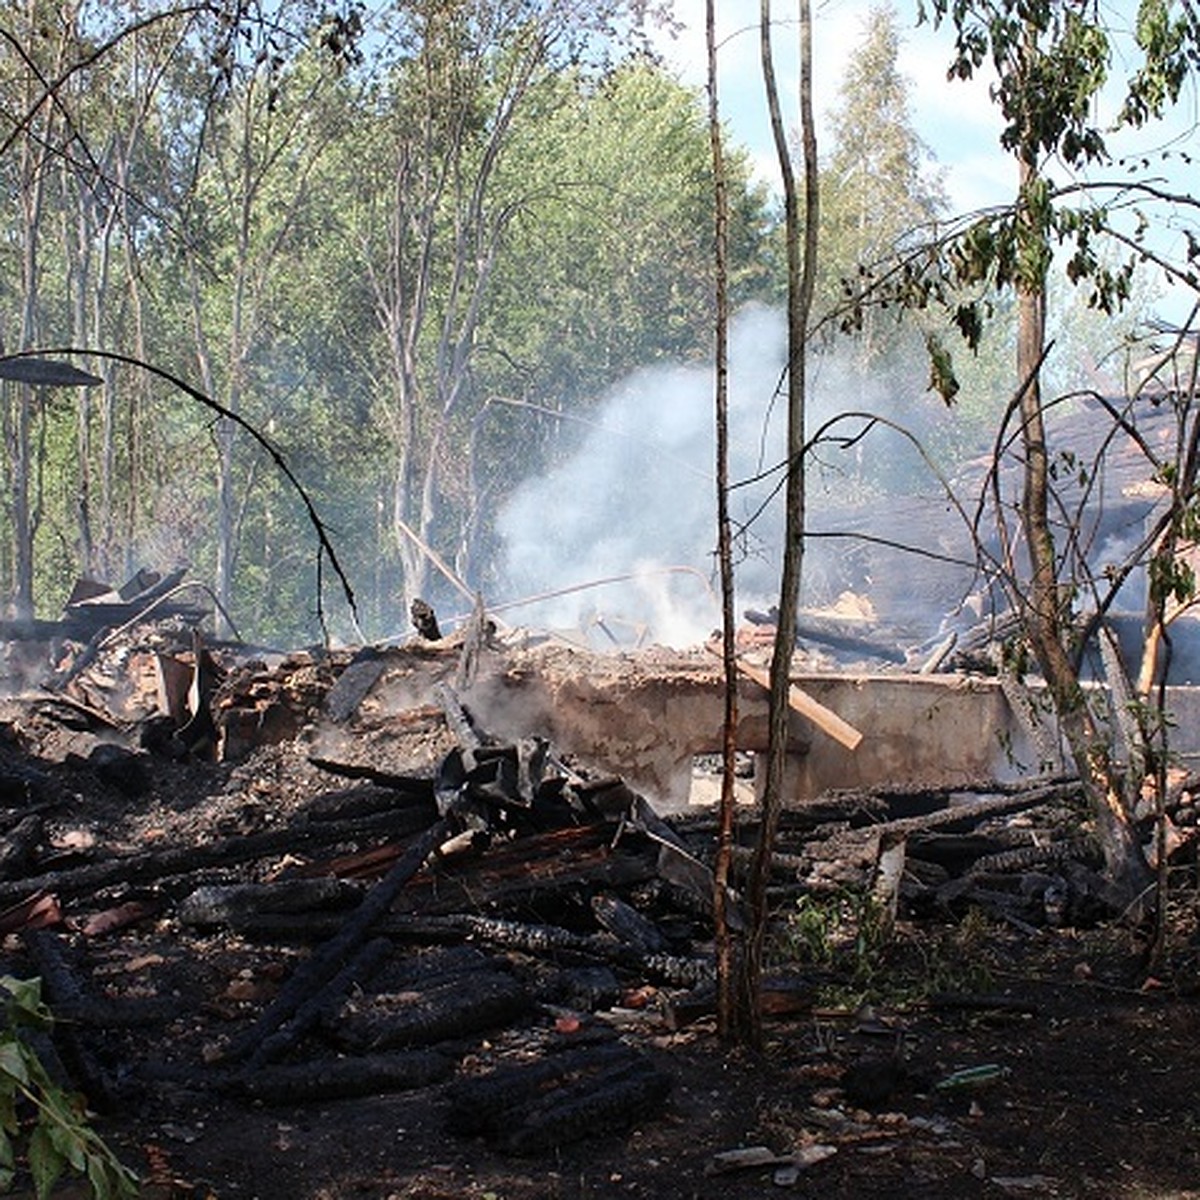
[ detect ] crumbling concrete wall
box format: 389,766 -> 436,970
464,648 -> 1039,812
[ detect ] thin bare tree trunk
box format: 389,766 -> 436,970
706,0 -> 743,1044
1011,95 -> 1151,911
744,0 -> 817,1048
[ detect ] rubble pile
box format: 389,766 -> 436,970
1,608 -> 1198,1194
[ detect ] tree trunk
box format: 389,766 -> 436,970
743,0 -> 817,1048
1013,148 -> 1151,911
13,60 -> 48,622
706,0 -> 742,1044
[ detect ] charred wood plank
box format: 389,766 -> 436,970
551,964 -> 622,1011
324,647 -> 386,722
0,802 -> 437,909
238,1049 -> 455,1104
961,837 -> 1094,877
219,815 -> 453,1065
590,892 -> 670,955
391,822 -> 658,916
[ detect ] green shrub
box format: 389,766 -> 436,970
0,976 -> 138,1200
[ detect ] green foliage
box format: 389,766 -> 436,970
924,332 -> 960,404
891,0 -> 1198,399
779,893 -> 997,1005
820,6 -> 946,377
1121,0 -> 1200,126
778,890 -> 891,987
0,977 -> 137,1200
0,1 -> 774,641
912,906 -> 994,996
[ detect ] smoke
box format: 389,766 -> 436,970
496,305 -> 979,648
496,307 -> 790,645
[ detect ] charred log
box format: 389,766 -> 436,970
330,967 -> 530,1051
444,1040 -> 631,1139
445,1041 -> 672,1155
177,878 -> 360,930
238,1049 -> 455,1104
389,913 -> 714,988
220,815 -> 453,1064
21,930 -> 121,1108
246,936 -> 393,1068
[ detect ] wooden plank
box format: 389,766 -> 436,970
732,657 -> 863,751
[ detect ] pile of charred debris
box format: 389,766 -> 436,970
0,576 -> 1197,1164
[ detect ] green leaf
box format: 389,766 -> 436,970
87,1151 -> 140,1200
1,976 -> 45,1018
925,333 -> 960,405
0,1040 -> 30,1087
1,978 -> 53,1034
27,1122 -> 66,1200
47,1113 -> 91,1173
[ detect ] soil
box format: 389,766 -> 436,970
3,685 -> 1200,1200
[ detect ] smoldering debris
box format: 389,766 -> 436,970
1,621 -> 1194,1181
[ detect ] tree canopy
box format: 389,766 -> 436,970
0,0 -> 773,641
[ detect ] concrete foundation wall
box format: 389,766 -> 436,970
776,674 -> 1038,801
467,657 -> 1043,812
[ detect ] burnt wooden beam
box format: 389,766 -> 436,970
237,1049 -> 454,1104
330,966 -> 530,1052
21,930 -> 120,1109
392,912 -> 714,987
246,936 -> 393,1069
219,814 -> 453,1065
0,801 -> 437,909
446,1041 -> 672,1155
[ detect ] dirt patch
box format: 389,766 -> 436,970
2,648 -> 1199,1200
89,917 -> 1200,1200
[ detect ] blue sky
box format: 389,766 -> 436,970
654,0 -> 1012,213
653,0 -> 1199,325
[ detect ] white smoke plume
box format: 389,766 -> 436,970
496,305 -> 977,648
497,307 -> 790,646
